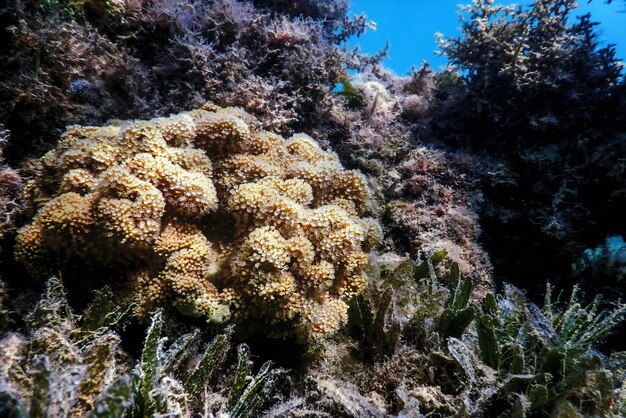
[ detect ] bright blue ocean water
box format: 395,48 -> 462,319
349,0 -> 625,75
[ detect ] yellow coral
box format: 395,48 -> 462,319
15,104 -> 381,340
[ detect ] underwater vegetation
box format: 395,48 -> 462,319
346,253 -> 626,417
0,0 -> 625,416
0,0 -> 374,163
0,277 -> 281,417
434,0 -> 626,294
2,255 -> 625,417
0,126 -> 24,241
329,64 -> 494,287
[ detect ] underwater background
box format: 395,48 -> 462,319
351,0 -> 625,73
0,0 -> 625,416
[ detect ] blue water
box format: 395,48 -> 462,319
350,0 -> 626,75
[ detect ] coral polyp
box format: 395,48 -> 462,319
14,104 -> 381,340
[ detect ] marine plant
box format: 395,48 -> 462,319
0,280 -> 14,334
329,66 -> 491,283
341,252 -> 626,416
0,277 -> 131,418
129,310 -> 280,418
0,277 -> 281,418
437,0 -> 622,124
0,0 -> 379,163
474,284 -> 626,416
14,104 -> 381,340
0,126 -> 24,239
434,0 -> 626,292
2,247 -> 624,417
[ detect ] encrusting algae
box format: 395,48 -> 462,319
14,104 -> 382,340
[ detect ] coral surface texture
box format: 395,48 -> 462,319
14,104 -> 381,340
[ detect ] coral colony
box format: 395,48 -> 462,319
0,0 -> 625,417
15,105 -> 381,340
